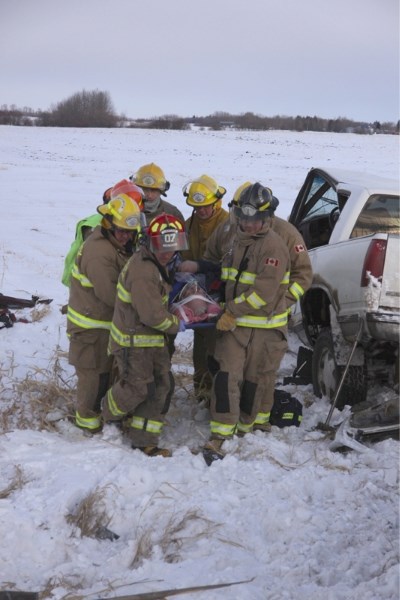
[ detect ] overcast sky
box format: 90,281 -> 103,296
1,0 -> 398,122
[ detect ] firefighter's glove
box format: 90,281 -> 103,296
216,310 -> 236,331
178,260 -> 198,274
178,320 -> 186,332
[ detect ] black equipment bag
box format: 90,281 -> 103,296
283,346 -> 313,385
270,389 -> 303,428
0,307 -> 16,329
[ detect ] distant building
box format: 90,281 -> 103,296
219,121 -> 236,129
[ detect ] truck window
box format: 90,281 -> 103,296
300,174 -> 339,222
297,174 -> 339,249
350,195 -> 400,238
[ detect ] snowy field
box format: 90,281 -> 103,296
0,125 -> 399,599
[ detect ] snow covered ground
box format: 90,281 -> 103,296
0,126 -> 399,599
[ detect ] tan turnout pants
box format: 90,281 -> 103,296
68,329 -> 113,421
102,345 -> 174,447
211,327 -> 287,433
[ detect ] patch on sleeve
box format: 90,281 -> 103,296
266,257 -> 279,267
294,244 -> 305,253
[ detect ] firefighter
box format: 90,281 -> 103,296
180,181 -> 312,431
61,186 -> 110,288
202,183 -> 291,458
229,182 -> 313,431
101,213 -> 188,457
62,180 -> 144,288
67,191 -> 144,433
131,163 -> 184,357
130,162 -> 184,223
180,174 -> 228,400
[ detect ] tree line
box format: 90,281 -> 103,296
1,89 -> 398,134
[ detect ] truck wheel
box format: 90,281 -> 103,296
312,328 -> 367,409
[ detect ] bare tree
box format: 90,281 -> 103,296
147,114 -> 189,130
42,89 -> 119,127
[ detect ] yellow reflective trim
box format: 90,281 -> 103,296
238,271 -> 256,284
223,266 -> 289,286
71,264 -> 93,288
233,293 -> 246,305
245,291 -> 267,309
221,267 -> 238,282
221,267 -> 256,285
289,281 -> 305,301
110,323 -> 165,348
282,412 -> 303,422
236,311 -> 288,329
221,267 -> 231,281
110,323 -> 131,347
154,315 -> 178,332
117,281 -> 131,303
75,411 -> 101,430
254,411 -> 270,425
106,389 -> 126,417
237,421 -> 254,433
210,421 -> 236,437
134,335 -> 165,347
67,306 -> 111,330
109,204 -> 122,221
130,416 -> 163,434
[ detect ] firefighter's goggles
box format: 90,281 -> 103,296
234,204 -> 270,221
240,205 -> 258,217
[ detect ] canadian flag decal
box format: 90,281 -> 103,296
295,244 -> 305,253
266,257 -> 279,267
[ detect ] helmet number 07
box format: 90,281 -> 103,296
164,232 -> 177,243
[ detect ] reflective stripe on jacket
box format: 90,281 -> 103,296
221,266 -> 290,287
204,215 -> 312,309
61,213 -> 102,287
108,247 -> 180,352
67,305 -> 111,330
67,227 -> 131,336
271,217 -> 312,307
222,222 -> 290,331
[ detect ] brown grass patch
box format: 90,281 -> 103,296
66,484 -> 116,539
130,505 -> 218,568
0,346 -> 76,433
0,465 -> 27,498
30,304 -> 51,323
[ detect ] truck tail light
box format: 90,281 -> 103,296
360,239 -> 387,287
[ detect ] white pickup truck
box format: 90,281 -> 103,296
288,167 -> 399,409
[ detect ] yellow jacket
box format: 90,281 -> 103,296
181,206 -> 229,260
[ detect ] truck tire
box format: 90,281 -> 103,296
312,328 -> 367,409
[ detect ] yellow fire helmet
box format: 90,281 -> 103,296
131,163 -> 170,195
110,179 -> 144,212
97,194 -> 144,231
232,181 -> 252,205
147,213 -> 188,253
182,174 -> 227,208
